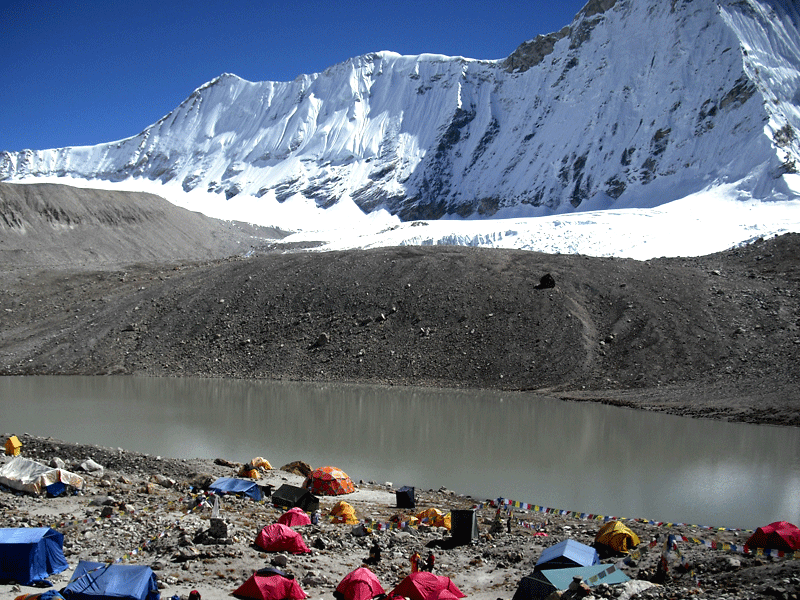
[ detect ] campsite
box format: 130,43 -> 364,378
1,223 -> 799,599
2,433 -> 799,600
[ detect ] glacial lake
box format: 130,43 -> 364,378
1,376 -> 798,531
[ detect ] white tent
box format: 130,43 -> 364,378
0,456 -> 84,495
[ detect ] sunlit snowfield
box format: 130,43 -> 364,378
24,174 -> 800,261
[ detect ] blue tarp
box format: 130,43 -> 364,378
0,527 -> 68,585
535,539 -> 599,571
209,477 -> 262,501
62,561 -> 160,600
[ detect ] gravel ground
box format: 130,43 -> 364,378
2,434 -> 798,600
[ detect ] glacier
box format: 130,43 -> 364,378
2,0 -> 800,259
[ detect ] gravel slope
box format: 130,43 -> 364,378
0,182 -> 285,269
1,220 -> 799,426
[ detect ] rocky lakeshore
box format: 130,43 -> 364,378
2,185 -> 800,598
1,434 -> 798,600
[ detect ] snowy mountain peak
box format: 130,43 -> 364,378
1,0 -> 799,229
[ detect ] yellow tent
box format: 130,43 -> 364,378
415,508 -> 451,530
4,436 -> 21,456
251,457 -> 273,470
238,465 -> 259,479
330,500 -> 358,524
595,520 -> 640,553
239,457 -> 273,478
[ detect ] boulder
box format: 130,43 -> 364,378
280,460 -> 312,477
535,273 -> 556,289
81,458 -> 104,473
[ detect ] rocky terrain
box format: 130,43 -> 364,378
2,433 -> 798,600
1,187 -> 799,427
1,183 -> 799,598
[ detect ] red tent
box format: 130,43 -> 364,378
389,572 -> 465,600
278,507 -> 312,528
745,521 -> 800,552
255,523 -> 311,554
336,567 -> 386,600
304,466 -> 355,496
233,568 -> 307,600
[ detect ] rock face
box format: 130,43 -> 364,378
1,0 -> 799,221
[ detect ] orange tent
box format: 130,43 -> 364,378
415,508 -> 451,530
5,436 -> 21,456
304,466 -> 355,496
594,520 -> 640,553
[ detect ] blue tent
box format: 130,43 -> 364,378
62,561 -> 160,600
209,476 -> 262,501
0,527 -> 68,585
535,539 -> 599,571
540,565 -> 629,589
512,565 -> 628,600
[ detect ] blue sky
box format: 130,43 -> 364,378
1,1 -> 587,153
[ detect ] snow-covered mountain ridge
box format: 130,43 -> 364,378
2,0 -> 799,236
